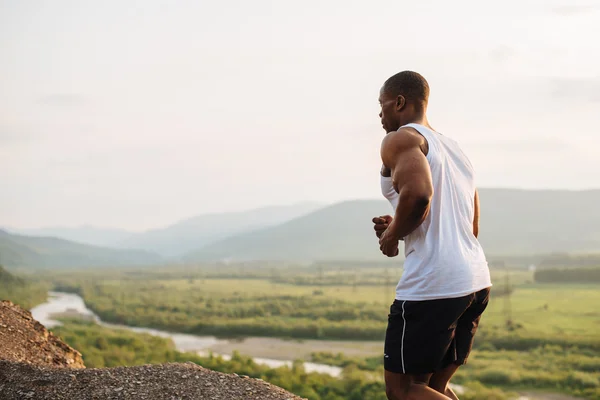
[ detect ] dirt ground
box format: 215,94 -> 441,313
0,360 -> 303,400
0,300 -> 84,368
209,336 -> 382,360
0,300 -> 302,400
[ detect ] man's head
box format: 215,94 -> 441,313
378,71 -> 430,133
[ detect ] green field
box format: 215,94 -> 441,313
0,265 -> 48,309
23,265 -> 600,399
51,319 -> 515,400
47,268 -> 599,345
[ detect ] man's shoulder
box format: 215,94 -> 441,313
381,127 -> 426,151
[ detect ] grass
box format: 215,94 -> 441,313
482,283 -> 600,340
24,266 -> 600,398
42,266 -> 600,344
96,275 -> 600,341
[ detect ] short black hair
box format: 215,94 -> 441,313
383,71 -> 430,104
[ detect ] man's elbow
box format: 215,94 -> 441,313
401,190 -> 432,214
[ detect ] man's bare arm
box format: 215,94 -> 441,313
473,189 -> 480,238
380,128 -> 434,240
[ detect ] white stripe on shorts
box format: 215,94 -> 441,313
401,300 -> 407,374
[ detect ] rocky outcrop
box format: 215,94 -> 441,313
0,300 -> 303,400
0,300 -> 84,368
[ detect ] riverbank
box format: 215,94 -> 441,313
31,292 -> 359,376
30,291 -> 590,400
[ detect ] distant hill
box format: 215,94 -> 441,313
477,189 -> 600,256
0,265 -> 24,286
185,200 -> 393,262
0,265 -> 47,308
117,202 -> 323,257
186,189 -> 600,262
11,226 -> 132,248
0,230 -> 162,269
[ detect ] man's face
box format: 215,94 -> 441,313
378,87 -> 400,133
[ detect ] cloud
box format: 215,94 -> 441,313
551,4 -> 600,16
36,94 -> 87,107
549,77 -> 600,103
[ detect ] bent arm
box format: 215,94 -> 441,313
381,129 -> 434,240
473,189 -> 480,238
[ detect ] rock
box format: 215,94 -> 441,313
0,300 -> 304,400
0,301 -> 84,369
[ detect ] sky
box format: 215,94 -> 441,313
1,0 -> 599,231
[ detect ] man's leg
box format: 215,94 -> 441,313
429,288 -> 491,400
385,370 -> 452,400
383,296 -> 474,400
429,363 -> 460,400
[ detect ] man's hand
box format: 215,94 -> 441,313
372,215 -> 393,238
378,221 -> 400,257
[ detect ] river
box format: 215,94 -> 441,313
30,292 -> 583,400
30,291 -> 345,376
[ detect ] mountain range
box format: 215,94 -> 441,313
115,202 -> 324,256
11,226 -> 132,248
8,202 -> 323,257
2,189 -> 599,268
186,189 -> 600,262
0,230 -> 161,269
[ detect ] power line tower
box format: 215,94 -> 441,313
503,265 -> 513,330
384,267 -> 391,305
271,267 -> 276,288
318,265 -> 324,286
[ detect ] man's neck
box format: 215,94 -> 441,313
403,114 -> 432,130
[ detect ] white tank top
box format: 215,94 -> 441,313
380,123 -> 491,301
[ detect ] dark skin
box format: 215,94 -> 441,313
375,87 -> 434,258
373,86 -> 481,400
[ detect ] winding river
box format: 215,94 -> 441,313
29,292 -> 582,400
30,292 -> 344,376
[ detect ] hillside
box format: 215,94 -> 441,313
0,301 -> 303,400
11,226 -> 133,248
187,189 -> 600,262
186,200 -> 392,262
477,188 -> 600,255
0,230 -> 162,269
0,266 -> 47,309
0,265 -> 24,286
117,202 -> 323,257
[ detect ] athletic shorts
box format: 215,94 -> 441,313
383,287 -> 490,375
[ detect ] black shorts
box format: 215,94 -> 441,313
384,287 -> 490,375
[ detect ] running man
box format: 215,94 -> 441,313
372,71 -> 492,400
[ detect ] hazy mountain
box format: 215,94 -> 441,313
0,265 -> 24,286
477,189 -> 600,256
117,202 -> 324,257
185,200 -> 392,262
11,226 -> 133,247
186,189 -> 600,262
0,230 -> 162,269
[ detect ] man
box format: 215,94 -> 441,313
372,71 -> 492,400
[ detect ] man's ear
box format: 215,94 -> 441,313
395,95 -> 406,111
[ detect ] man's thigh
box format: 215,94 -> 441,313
385,370 -> 454,400
454,287 -> 491,364
385,369 -> 430,390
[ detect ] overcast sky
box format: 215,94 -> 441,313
1,0 -> 599,230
